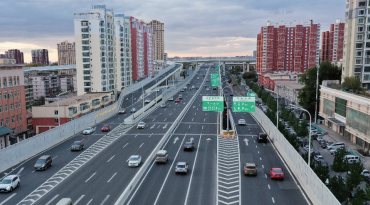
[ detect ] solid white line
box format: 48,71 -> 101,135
153,135 -> 187,205
107,173 -> 117,182
74,195 -> 85,205
0,193 -> 17,205
139,143 -> 144,148
202,126 -> 204,129
272,197 -> 275,203
192,118 -> 194,121
204,118 -> 206,122
123,143 -> 129,148
268,184 -> 271,189
52,156 -> 58,160
260,157 -> 262,160
184,135 -> 202,205
100,195 -> 110,205
262,165 -> 264,169
107,155 -> 115,162
85,172 -> 96,182
86,199 -> 93,205
265,174 -> 267,178
16,167 -> 24,175
45,194 -> 59,205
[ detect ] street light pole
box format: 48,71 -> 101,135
57,91 -> 70,127
314,64 -> 320,124
299,107 -> 312,166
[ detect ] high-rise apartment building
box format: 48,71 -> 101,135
130,17 -> 154,80
321,19 -> 345,65
31,49 -> 49,66
57,41 -> 76,65
0,49 -> 24,64
114,14 -> 132,91
256,20 -> 320,73
149,20 -> 165,60
74,5 -> 117,95
343,0 -> 370,89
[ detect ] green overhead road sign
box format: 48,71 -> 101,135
216,65 -> 220,69
247,93 -> 256,97
211,78 -> 220,87
202,96 -> 224,111
210,73 -> 219,79
232,96 -> 255,112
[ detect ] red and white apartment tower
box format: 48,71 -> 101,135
257,20 -> 320,73
321,19 -> 345,65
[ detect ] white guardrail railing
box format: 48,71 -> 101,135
114,65 -> 203,205
250,108 -> 340,205
0,64 -> 182,173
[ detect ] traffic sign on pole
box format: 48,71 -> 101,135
202,96 -> 224,111
247,93 -> 256,97
232,96 -> 255,112
211,78 -> 220,87
210,73 -> 219,79
216,65 -> 220,69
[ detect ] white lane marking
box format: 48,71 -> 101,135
204,118 -> 206,122
157,125 -> 161,129
111,121 -> 114,123
150,124 -> 156,129
256,145 -> 257,148
123,143 -> 129,148
184,135 -> 202,204
258,151 -> 259,154
45,194 -> 59,205
153,135 -> 187,205
152,118 -> 156,122
85,172 -> 96,182
205,113 -> 207,115
139,143 -> 144,148
52,156 -> 58,160
149,133 -> 153,138
194,112 -> 196,115
74,195 -> 85,204
188,125 -> 191,129
164,118 -> 167,121
16,167 -> 24,175
265,174 -> 267,178
169,113 -> 172,115
86,199 -> 93,205
272,197 -> 275,203
192,118 -> 194,121
260,157 -> 262,160
107,155 -> 115,162
268,184 -> 271,189
193,106 -> 195,108
100,195 -> 110,205
107,173 -> 117,183
202,126 -> 204,129
66,146 -> 71,151
262,165 -> 264,169
173,137 -> 179,144
31,170 -> 35,173
164,108 -> 167,111
197,108 -> 198,110
0,193 -> 17,205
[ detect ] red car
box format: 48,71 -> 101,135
269,168 -> 284,179
225,90 -> 229,93
101,124 -> 111,132
175,98 -> 180,103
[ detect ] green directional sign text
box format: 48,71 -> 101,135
210,73 -> 219,79
216,65 -> 220,69
232,96 -> 255,112
211,78 -> 220,87
202,96 -> 224,111
247,93 -> 256,97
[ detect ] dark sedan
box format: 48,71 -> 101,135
71,141 -> 84,151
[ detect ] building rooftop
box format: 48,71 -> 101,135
274,81 -> 304,90
23,64 -> 76,72
40,92 -> 112,107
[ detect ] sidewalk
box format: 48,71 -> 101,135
316,124 -> 370,169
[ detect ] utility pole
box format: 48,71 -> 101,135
314,64 -> 320,124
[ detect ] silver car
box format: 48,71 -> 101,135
0,175 -> 20,192
131,108 -> 137,113
128,155 -> 142,167
238,119 -> 246,125
155,150 -> 168,163
83,127 -> 95,135
145,99 -> 151,103
160,103 -> 166,108
169,97 -> 174,101
175,162 -> 188,174
137,121 -> 146,129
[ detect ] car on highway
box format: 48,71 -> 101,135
118,108 -> 126,114
191,86 -> 195,90
238,119 -> 246,125
197,77 -> 200,80
269,168 -> 284,180
230,93 -> 234,96
175,98 -> 180,103
204,84 -> 207,87
175,162 -> 189,174
71,141 -> 84,151
137,121 -> 146,129
160,103 -> 166,108
314,155 -> 324,162
0,175 -> 20,192
180,89 -> 184,92
34,155 -> 52,171
131,108 -> 137,113
179,94 -> 183,99
145,98 -> 151,103
155,150 -> 168,163
244,163 -> 257,176
128,155 -> 142,167
184,142 -> 195,151
213,87 -> 217,90
169,96 -> 174,101
225,90 -> 229,93
83,127 -> 96,135
206,88 -> 210,91
257,133 -> 268,143
184,86 -> 188,90
101,124 -> 111,132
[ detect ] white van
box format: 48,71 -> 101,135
56,198 -> 73,205
345,155 -> 360,164
327,142 -> 345,150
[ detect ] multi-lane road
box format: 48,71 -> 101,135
0,64 -> 311,205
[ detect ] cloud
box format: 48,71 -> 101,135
0,0 -> 346,61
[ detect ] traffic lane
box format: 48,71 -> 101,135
151,135 -> 200,205
185,133 -> 217,205
35,134 -> 164,205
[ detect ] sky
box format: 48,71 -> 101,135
0,0 -> 346,63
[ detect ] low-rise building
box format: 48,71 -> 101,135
32,92 -> 115,134
259,71 -> 302,91
319,80 -> 370,150
274,81 -> 304,106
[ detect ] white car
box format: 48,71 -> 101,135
128,155 -> 142,167
238,119 -> 246,125
314,155 -> 323,162
0,175 -> 20,192
175,162 -> 189,174
83,127 -> 96,135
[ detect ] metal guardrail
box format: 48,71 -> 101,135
250,108 -> 340,205
0,64 -> 182,173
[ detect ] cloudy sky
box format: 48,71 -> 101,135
0,0 -> 345,63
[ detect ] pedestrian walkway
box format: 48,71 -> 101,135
316,124 -> 370,169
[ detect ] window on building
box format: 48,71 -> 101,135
55,118 -> 59,124
17,89 -> 20,97
359,2 -> 366,7
335,97 -> 347,117
11,117 -> 14,123
359,18 -> 365,24
9,91 -> 12,98
0,106 -> 2,113
357,34 -> 364,41
16,115 -> 18,121
0,92 -> 2,100
358,26 -> 364,32
10,104 -> 13,110
6,118 -> 9,125
0,120 -> 3,126
19,114 -> 21,120
55,110 -> 58,115
356,43 -> 363,49
357,51 -> 363,57
5,105 -> 8,112
365,67 -> 370,72
15,103 -> 17,109
18,102 -> 21,109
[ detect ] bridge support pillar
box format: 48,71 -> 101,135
247,63 -> 250,72
243,62 -> 246,73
